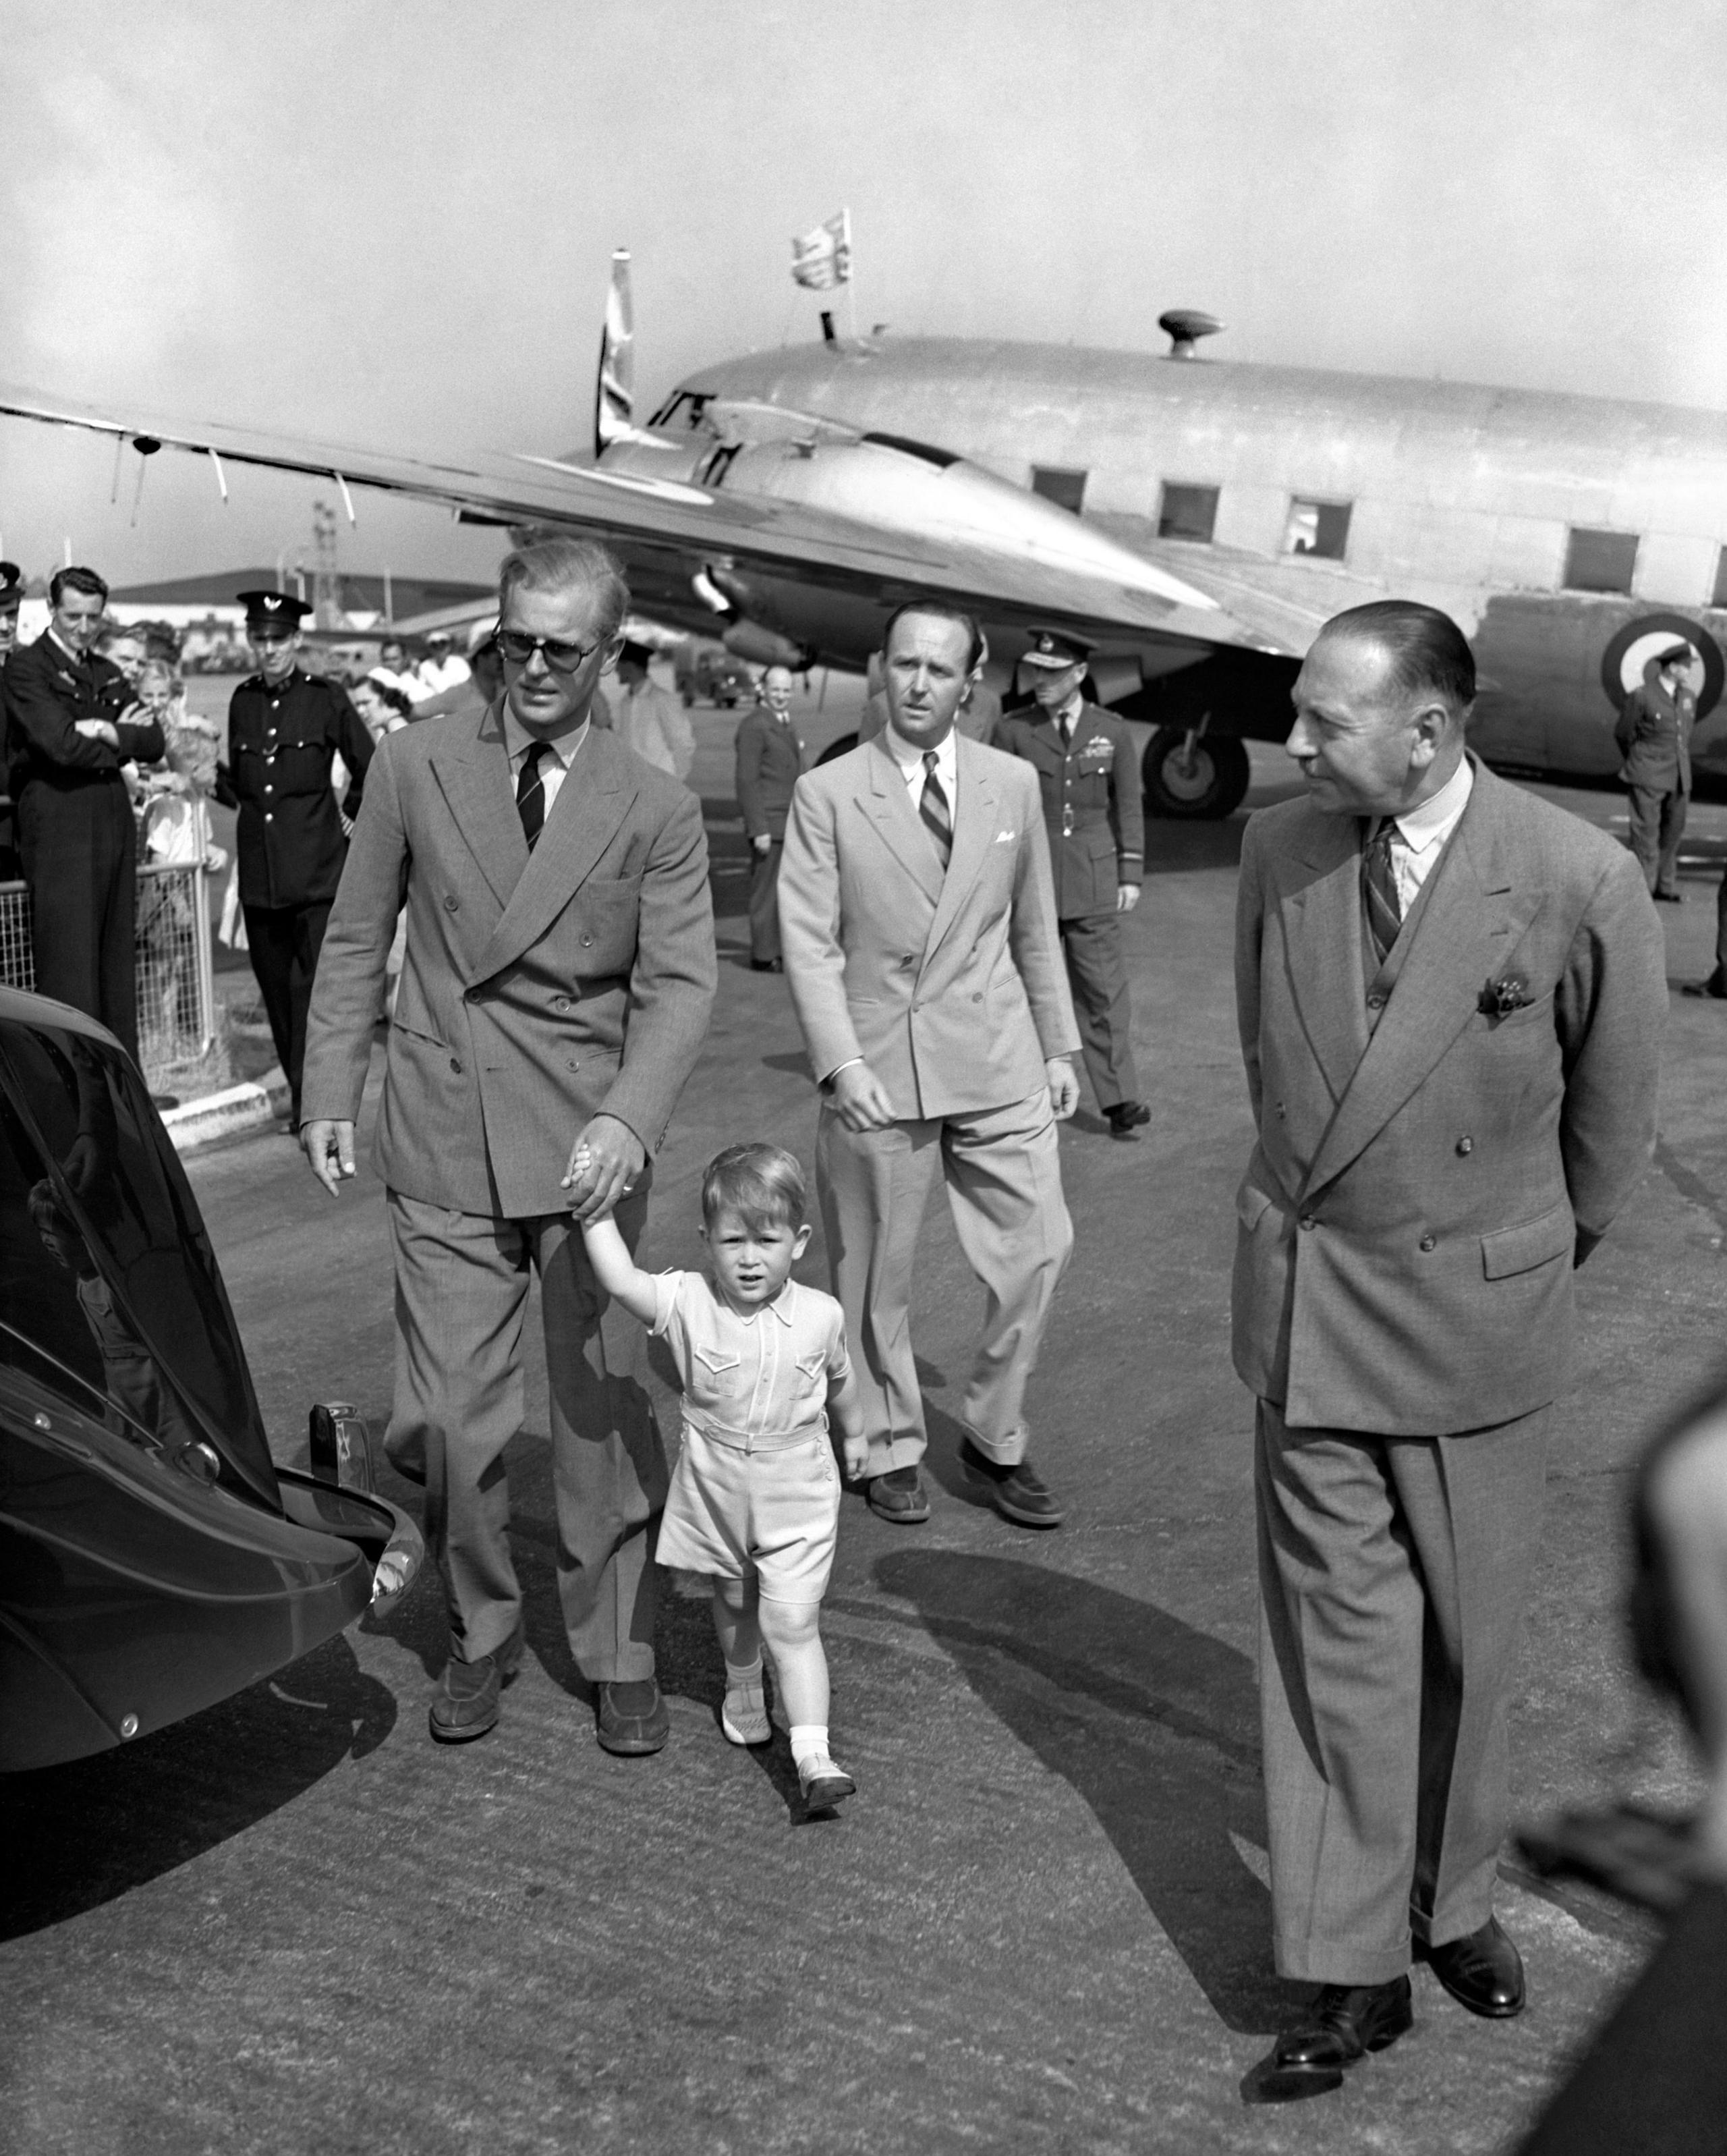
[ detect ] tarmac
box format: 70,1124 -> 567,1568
3,683 -> 1721,2156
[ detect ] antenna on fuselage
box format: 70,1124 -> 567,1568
1158,309 -> 1224,359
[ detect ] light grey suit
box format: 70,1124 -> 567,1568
1234,756 -> 1666,1981
303,706 -> 716,1674
778,731 -> 1079,1474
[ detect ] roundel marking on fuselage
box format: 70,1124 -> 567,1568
1600,612 -> 1724,719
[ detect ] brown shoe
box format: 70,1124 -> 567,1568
866,1467 -> 930,1523
429,1620 -> 526,1743
596,1678 -> 670,1755
959,1437 -> 1067,1528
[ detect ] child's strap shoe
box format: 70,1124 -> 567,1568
797,1754 -> 857,1808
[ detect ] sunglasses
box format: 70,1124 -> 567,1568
496,630 -> 603,673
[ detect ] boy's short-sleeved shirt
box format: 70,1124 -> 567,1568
650,1271 -> 849,1437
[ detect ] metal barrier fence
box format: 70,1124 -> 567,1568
0,864 -> 218,1086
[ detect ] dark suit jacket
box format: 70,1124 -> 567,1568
1233,758 -> 1666,1433
1616,679 -> 1694,794
3,634 -> 164,796
302,705 -> 717,1219
995,702 -> 1145,917
734,707 -> 805,840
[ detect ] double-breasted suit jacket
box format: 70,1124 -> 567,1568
1233,757 -> 1666,1435
304,706 -> 715,1217
779,731 -> 1078,1472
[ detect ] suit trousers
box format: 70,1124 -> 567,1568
747,840 -> 783,964
1255,1396 -> 1550,1984
1626,785 -> 1687,897
243,899 -> 331,1121
1060,910 -> 1139,1109
18,777 -> 140,1065
817,1088 -> 1073,1475
385,1186 -> 668,1678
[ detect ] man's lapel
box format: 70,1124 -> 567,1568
1280,811 -> 1372,1105
473,726 -> 639,984
1302,765 -> 1543,1197
923,735 -> 999,962
859,730 -> 944,905
430,702 -> 526,911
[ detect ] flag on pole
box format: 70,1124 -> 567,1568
791,209 -> 852,291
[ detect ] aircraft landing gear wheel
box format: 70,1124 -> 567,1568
1141,726 -> 1250,820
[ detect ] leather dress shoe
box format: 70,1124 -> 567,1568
959,1437 -> 1067,1527
1654,889 -> 1685,904
429,1620 -> 526,1743
1421,1917 -> 1525,2018
1274,1977 -> 1413,2072
596,1678 -> 670,1755
1683,970 -> 1727,999
1104,1100 -> 1151,1137
867,1466 -> 930,1523
749,958 -> 784,973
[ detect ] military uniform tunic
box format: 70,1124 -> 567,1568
996,698 -> 1145,1111
217,667 -> 374,1117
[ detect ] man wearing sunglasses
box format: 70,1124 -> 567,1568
300,537 -> 716,1758
217,590 -> 376,1130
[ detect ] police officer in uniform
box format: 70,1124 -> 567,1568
218,591 -> 374,1125
996,628 -> 1150,1136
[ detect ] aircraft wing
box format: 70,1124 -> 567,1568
0,383 -> 1259,657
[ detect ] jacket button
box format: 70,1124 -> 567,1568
1419,1233 -> 1436,1252
449,1057 -> 462,1074
555,995 -> 571,1011
1367,991 -> 1387,1010
1299,1215 -> 1318,1232
263,812 -> 273,823
1274,1101 -> 1286,1118
444,895 -> 459,912
1456,1136 -> 1473,1155
566,1059 -> 579,1072
580,935 -> 592,947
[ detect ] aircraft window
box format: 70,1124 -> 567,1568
1031,467 -> 1088,515
1711,547 -> 1727,608
862,432 -> 962,469
647,392 -> 709,431
1564,528 -> 1639,594
1158,484 -> 1220,543
1282,499 -> 1352,560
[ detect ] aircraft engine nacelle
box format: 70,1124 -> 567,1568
706,433 -> 1196,609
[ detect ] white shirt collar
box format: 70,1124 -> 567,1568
715,1276 -> 798,1327
882,721 -> 957,792
500,696 -> 589,771
1390,754 -> 1473,856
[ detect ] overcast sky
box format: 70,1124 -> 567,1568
3,0 -> 1724,590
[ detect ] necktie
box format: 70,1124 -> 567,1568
517,740 -> 550,850
1361,819 -> 1402,966
919,750 -> 952,870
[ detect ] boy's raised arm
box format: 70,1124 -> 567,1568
578,1213 -> 660,1327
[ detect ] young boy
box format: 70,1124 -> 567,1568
577,1142 -> 868,1807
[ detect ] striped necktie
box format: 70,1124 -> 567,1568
517,740 -> 550,850
919,750 -> 952,870
1361,819 -> 1402,966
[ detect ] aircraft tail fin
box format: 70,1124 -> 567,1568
596,249 -> 636,453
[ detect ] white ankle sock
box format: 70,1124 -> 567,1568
789,1723 -> 828,1767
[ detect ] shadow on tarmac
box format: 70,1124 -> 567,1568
876,1547 -> 1304,2037
0,1634 -> 395,1942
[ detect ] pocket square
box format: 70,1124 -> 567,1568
994,829 -> 1016,843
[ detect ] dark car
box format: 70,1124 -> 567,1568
0,987 -> 421,1773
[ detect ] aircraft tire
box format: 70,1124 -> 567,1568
1141,727 -> 1250,820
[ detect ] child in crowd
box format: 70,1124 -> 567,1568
575,1141 -> 868,1808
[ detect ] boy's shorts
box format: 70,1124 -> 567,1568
656,1424 -> 840,1603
